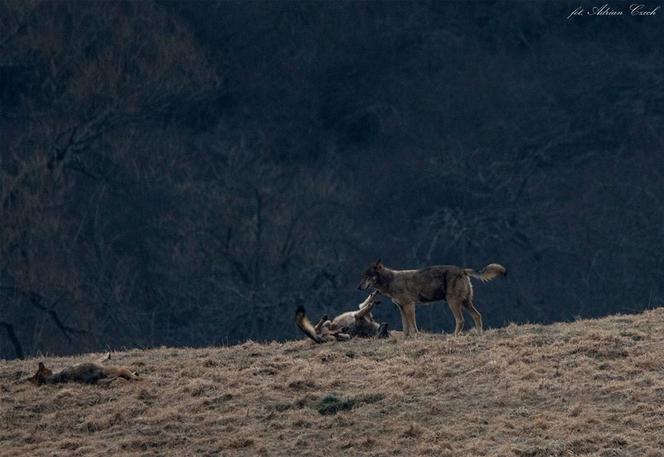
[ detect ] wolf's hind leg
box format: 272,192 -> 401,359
117,368 -> 139,381
464,300 -> 483,334
97,353 -> 111,364
447,298 -> 465,336
314,316 -> 329,333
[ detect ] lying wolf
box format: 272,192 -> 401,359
28,355 -> 139,385
295,291 -> 389,343
358,260 -> 506,337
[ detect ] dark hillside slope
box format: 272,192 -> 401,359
2,309 -> 664,456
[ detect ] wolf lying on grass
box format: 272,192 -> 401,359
28,354 -> 140,385
295,291 -> 389,343
358,260 -> 506,337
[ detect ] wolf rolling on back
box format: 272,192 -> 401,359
28,360 -> 139,385
295,291 -> 389,343
358,260 -> 507,337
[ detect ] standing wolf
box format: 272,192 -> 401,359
358,260 -> 506,337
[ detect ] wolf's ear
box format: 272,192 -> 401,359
38,362 -> 46,371
373,259 -> 382,268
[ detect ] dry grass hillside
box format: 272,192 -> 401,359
2,309 -> 664,456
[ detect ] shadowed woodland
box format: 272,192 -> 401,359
1,1 -> 663,359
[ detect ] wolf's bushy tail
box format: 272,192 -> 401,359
464,263 -> 507,282
295,306 -> 322,343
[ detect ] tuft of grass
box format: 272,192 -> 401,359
316,394 -> 355,415
314,392 -> 385,415
273,402 -> 291,412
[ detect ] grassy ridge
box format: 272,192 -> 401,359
2,309 -> 664,456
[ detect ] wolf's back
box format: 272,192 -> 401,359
55,363 -> 106,384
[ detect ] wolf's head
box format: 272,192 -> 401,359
358,259 -> 383,290
28,362 -> 53,385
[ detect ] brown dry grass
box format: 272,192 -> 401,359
3,309 -> 664,456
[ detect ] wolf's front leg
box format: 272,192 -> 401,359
402,302 -> 418,336
377,323 -> 389,338
394,301 -> 409,337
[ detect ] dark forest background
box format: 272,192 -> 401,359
1,0 -> 663,359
